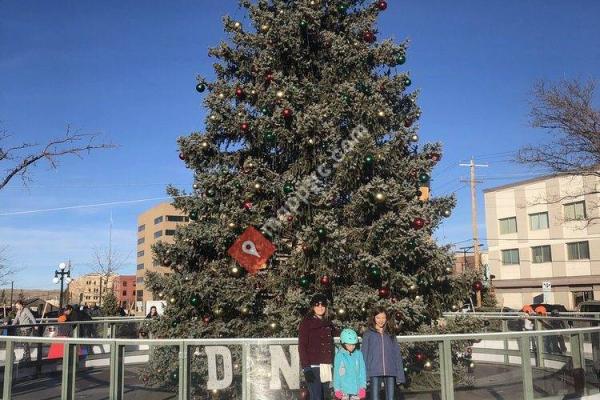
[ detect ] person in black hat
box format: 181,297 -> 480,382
298,293 -> 336,400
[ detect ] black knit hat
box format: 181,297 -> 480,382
310,293 -> 328,307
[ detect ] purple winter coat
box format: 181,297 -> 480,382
361,328 -> 406,382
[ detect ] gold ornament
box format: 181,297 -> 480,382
375,192 -> 385,202
260,24 -> 269,32
233,21 -> 241,29
377,110 -> 385,117
254,183 -> 261,190
276,90 -> 284,98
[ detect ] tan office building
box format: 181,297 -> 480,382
68,273 -> 118,307
136,202 -> 189,309
484,173 -> 600,310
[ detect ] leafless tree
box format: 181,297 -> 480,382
0,246 -> 13,286
517,79 -> 600,225
91,246 -> 130,307
0,125 -> 116,191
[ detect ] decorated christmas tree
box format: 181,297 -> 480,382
144,0 -> 481,397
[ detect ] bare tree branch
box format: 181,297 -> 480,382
0,125 -> 116,191
517,79 -> 600,225
0,246 -> 14,286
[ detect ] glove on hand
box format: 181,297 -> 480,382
358,388 -> 366,399
334,390 -> 343,399
303,368 -> 315,383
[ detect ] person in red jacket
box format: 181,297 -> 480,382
299,293 -> 336,400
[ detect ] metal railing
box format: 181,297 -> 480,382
1,314 -> 599,400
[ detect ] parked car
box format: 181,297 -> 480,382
578,301 -> 600,313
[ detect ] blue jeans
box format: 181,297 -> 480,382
307,366 -> 329,400
369,376 -> 395,400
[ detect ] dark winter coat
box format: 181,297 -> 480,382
298,315 -> 336,368
361,328 -> 406,381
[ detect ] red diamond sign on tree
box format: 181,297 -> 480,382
228,226 -> 276,274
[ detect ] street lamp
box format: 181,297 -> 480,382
54,261 -> 72,309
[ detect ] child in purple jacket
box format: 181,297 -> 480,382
361,307 -> 405,400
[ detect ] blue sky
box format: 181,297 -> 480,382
1,0 -> 599,289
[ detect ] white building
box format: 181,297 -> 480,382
484,173 -> 600,310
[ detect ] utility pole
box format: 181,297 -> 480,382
460,158 -> 488,308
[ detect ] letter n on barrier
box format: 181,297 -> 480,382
205,346 -> 233,390
269,345 -> 300,390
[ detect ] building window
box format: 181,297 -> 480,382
166,215 -> 189,222
154,230 -> 163,239
137,237 -> 145,245
154,216 -> 164,224
137,277 -> 144,283
165,229 -> 176,236
122,290 -> 127,296
529,212 -> 549,230
499,217 -> 517,234
573,291 -> 594,308
137,250 -> 144,257
136,290 -> 143,300
564,201 -> 586,221
138,224 -> 145,232
567,241 -> 590,260
501,249 -> 520,265
532,245 -> 552,263
137,263 -> 144,270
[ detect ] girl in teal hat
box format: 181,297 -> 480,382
333,328 -> 367,399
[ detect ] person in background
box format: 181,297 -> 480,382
146,306 -> 159,319
361,307 -> 405,400
11,300 -> 37,362
299,293 -> 336,400
64,304 -> 93,337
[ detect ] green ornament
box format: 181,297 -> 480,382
189,211 -> 198,221
206,188 -> 216,197
171,320 -> 179,328
283,182 -> 294,194
404,77 -> 412,87
316,227 -> 327,239
299,276 -> 311,289
396,54 -> 406,65
418,173 -> 430,183
264,131 -> 276,142
190,296 -> 200,307
342,94 -> 351,104
299,20 -> 308,29
172,372 -> 178,381
368,266 -> 381,279
261,106 -> 272,116
195,83 -> 206,93
338,3 -> 348,12
364,155 -> 374,166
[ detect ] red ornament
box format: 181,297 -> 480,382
363,31 -> 376,43
404,119 -> 414,128
378,286 -> 391,298
243,201 -> 253,210
178,153 -> 186,161
415,352 -> 426,362
235,87 -> 245,99
430,153 -> 441,162
472,281 -> 483,291
282,108 -> 293,119
299,388 -> 309,399
241,122 -> 250,132
411,217 -> 425,230
376,0 -> 388,10
266,72 -> 274,83
287,215 -> 294,222
202,314 -> 211,324
320,275 -> 330,286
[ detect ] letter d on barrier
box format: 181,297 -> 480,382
269,345 -> 300,390
206,346 -> 233,390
